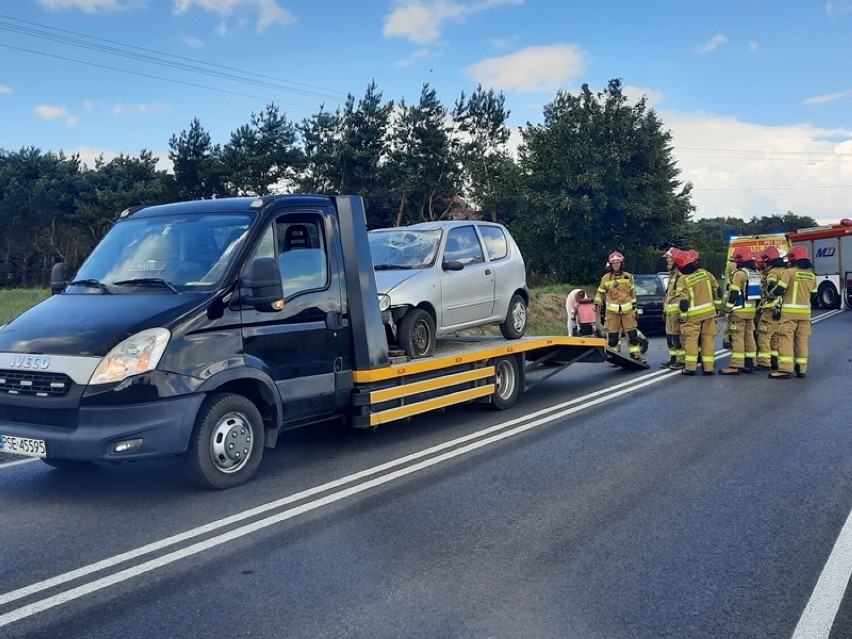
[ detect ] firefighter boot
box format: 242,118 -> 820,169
742,358 -> 754,374
718,366 -> 739,375
660,356 -> 676,369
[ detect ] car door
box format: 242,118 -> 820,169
240,209 -> 349,425
438,225 -> 495,329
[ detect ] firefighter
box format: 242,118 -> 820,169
768,245 -> 817,379
718,247 -> 760,375
754,246 -> 786,371
673,249 -> 721,375
660,247 -> 685,369
593,251 -> 645,362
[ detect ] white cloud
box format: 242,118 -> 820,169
37,0 -> 135,11
623,84 -> 664,108
383,0 -> 523,44
111,102 -> 170,116
747,41 -> 759,53
695,34 -> 728,53
464,44 -> 585,94
172,0 -> 296,30
664,112 -> 852,221
396,48 -> 440,67
182,35 -> 205,48
826,0 -> 852,15
69,145 -> 172,172
804,89 -> 852,105
0,85 -> 12,94
35,105 -> 78,126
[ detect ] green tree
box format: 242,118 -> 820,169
296,104 -> 343,194
388,84 -> 461,225
516,79 -> 693,283
168,117 -> 226,200
221,103 -> 303,195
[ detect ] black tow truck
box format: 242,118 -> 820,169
0,195 -> 642,489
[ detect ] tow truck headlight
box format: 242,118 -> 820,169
90,328 -> 171,385
378,294 -> 391,312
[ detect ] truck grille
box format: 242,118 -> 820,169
0,405 -> 79,430
0,370 -> 74,397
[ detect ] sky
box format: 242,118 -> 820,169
1,0 -> 851,225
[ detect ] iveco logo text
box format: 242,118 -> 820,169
10,355 -> 51,369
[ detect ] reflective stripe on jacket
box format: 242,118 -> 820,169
678,269 -> 720,321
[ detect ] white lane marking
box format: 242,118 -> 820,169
0,367 -> 673,607
0,457 -> 38,469
791,507 -> 852,639
0,369 -> 674,627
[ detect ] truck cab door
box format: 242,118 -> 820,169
240,210 -> 351,426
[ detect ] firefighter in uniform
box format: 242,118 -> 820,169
754,246 -> 786,371
719,247 -> 760,375
593,251 -> 645,362
769,245 -> 817,379
661,247 -> 685,370
673,249 -> 721,375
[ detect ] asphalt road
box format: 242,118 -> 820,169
1,310 -> 851,639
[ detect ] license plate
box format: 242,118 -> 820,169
0,434 -> 47,458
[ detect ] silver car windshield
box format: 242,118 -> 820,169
72,213 -> 253,292
369,229 -> 442,269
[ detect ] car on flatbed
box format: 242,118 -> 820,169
368,221 -> 529,358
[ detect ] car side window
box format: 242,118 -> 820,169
478,226 -> 508,261
444,226 -> 485,264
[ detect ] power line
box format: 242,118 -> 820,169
0,14 -> 349,104
693,184 -> 852,192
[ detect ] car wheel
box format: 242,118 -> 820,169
490,355 -> 521,410
399,308 -> 436,359
818,282 -> 840,309
185,392 -> 264,490
500,294 -> 527,339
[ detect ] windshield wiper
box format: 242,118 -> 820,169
112,278 -> 179,293
67,279 -> 112,294
373,264 -> 414,270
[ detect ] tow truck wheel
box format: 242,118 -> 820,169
399,308 -> 436,359
185,392 -> 264,490
491,355 -> 521,410
500,294 -> 527,339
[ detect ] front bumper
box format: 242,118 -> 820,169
0,393 -> 205,462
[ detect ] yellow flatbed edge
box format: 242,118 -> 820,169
353,335 -> 606,383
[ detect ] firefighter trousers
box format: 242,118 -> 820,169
681,316 -> 718,373
774,317 -> 812,374
727,314 -> 756,369
755,311 -> 779,367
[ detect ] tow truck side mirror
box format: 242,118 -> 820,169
240,257 -> 284,312
50,263 -> 66,295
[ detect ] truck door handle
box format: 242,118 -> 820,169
325,311 -> 344,330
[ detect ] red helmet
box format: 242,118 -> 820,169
730,247 -> 751,265
786,245 -> 809,263
761,245 -> 782,262
608,251 -> 625,264
673,249 -> 696,270
752,252 -> 765,269
688,249 -> 700,264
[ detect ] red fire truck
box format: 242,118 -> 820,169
787,219 -> 852,309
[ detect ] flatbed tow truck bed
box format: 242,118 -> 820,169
351,334 -> 643,428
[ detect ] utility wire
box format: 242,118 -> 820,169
0,14 -> 348,103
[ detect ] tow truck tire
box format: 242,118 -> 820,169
399,308 -> 436,359
491,355 -> 521,410
500,294 -> 527,340
185,393 -> 264,490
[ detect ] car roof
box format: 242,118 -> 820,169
404,220 -> 506,231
